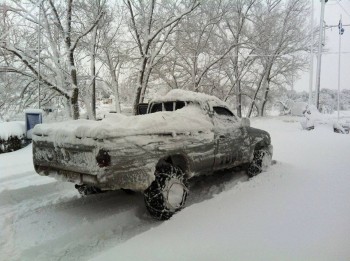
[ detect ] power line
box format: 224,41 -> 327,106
323,51 -> 350,54
336,0 -> 350,19
325,24 -> 350,28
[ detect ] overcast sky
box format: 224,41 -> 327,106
294,0 -> 350,92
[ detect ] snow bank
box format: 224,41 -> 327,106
0,144 -> 35,180
290,101 -> 307,116
33,105 -> 213,142
0,121 -> 25,140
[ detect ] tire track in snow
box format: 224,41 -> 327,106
0,170 -> 54,193
1,168 -> 250,261
11,190 -> 158,261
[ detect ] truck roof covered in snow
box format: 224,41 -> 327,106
151,89 -> 227,108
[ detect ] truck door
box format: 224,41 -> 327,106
212,106 -> 245,171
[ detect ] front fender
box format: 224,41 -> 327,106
246,127 -> 271,149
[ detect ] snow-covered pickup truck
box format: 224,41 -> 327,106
33,90 -> 272,220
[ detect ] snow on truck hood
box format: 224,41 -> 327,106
33,105 -> 213,140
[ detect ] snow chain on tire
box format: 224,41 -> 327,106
144,164 -> 188,220
247,147 -> 272,178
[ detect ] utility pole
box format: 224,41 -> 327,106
315,0 -> 327,110
337,16 -> 344,122
308,0 -> 314,105
37,2 -> 41,109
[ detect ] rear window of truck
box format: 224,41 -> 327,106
149,101 -> 187,113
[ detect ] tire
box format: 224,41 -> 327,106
144,164 -> 188,220
247,146 -> 272,177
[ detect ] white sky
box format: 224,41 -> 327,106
294,0 -> 350,92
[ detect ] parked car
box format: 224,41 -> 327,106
32,90 -> 273,220
300,105 -> 349,134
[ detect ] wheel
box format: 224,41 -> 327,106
144,164 -> 188,220
75,184 -> 102,196
247,146 -> 272,177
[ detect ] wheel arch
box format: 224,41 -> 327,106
155,153 -> 191,177
254,140 -> 269,151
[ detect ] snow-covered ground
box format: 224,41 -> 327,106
1,116 -> 350,261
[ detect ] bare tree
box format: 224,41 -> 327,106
97,2 -> 130,114
219,0 -> 257,117
125,0 -> 199,114
47,0 -> 104,119
0,0 -> 312,119
166,0 -> 233,92
0,0 -> 104,119
246,0 -> 309,117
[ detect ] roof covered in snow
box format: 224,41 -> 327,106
24,109 -> 44,114
151,89 -> 227,107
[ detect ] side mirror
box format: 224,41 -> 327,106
241,117 -> 250,128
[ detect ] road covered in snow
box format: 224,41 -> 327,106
1,116 -> 350,261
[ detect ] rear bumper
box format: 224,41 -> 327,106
34,164 -> 155,192
35,165 -> 99,186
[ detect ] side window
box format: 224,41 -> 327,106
149,101 -> 191,113
175,101 -> 185,110
213,106 -> 234,117
164,102 -> 174,111
150,103 -> 162,113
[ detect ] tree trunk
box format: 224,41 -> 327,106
233,44 -> 241,117
67,0 -> 79,119
71,86 -> 79,120
258,64 -> 273,117
111,62 -> 122,113
90,26 -> 98,120
259,78 -> 271,116
69,55 -> 80,119
247,72 -> 265,117
133,87 -> 142,115
133,57 -> 147,115
236,79 -> 242,117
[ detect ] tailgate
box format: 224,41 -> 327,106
33,140 -> 101,176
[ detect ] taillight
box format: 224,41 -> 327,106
96,149 -> 111,167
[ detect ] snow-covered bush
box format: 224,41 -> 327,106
0,121 -> 26,153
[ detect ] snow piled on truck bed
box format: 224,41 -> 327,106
33,106 -> 212,142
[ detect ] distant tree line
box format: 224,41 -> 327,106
0,0 -> 311,120
284,89 -> 350,113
